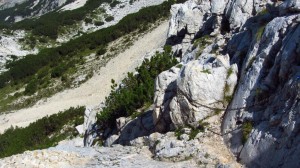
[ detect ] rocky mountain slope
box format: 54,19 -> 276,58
0,138 -> 200,168
0,0 -> 71,22
150,0 -> 300,167
1,0 -> 300,167
0,0 -> 166,73
0,0 -> 27,9
0,21 -> 169,134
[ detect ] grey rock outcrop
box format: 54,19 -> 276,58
2,0 -> 300,167
87,0 -> 300,167
280,0 -> 300,14
83,107 -> 98,147
120,121 -> 240,167
170,55 -> 238,128
167,0 -> 213,55
222,12 -> 300,167
225,0 -> 254,30
103,109 -> 155,146
153,67 -> 181,131
162,0 -> 300,167
167,0 -> 269,55
0,138 -> 200,168
105,135 -> 119,147
211,0 -> 228,14
154,53 -> 238,130
168,1 -> 203,37
152,132 -> 201,162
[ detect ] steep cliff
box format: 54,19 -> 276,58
154,0 -> 300,167
223,1 -> 300,167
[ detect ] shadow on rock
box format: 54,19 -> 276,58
105,109 -> 156,146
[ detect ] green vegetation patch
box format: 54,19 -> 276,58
97,48 -> 178,128
246,56 -> 256,72
242,121 -> 253,144
226,67 -> 233,79
0,106 -> 85,158
223,67 -> 235,105
175,127 -> 183,140
257,8 -> 268,16
193,35 -> 211,59
256,24 -> 266,41
201,69 -> 211,74
174,121 -> 209,141
105,16 -> 114,22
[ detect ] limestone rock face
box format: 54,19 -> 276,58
152,132 -> 201,162
154,67 -> 180,111
0,0 -> 28,9
225,0 -> 254,30
83,107 -> 98,147
280,0 -> 300,13
168,1 -> 205,37
0,138 -> 200,168
167,0 -> 212,54
170,56 -> 238,128
154,52 -> 238,129
105,135 -> 119,147
225,0 -> 270,30
221,6 -> 300,168
167,0 -> 270,55
163,0 -> 300,167
106,110 -> 155,146
118,121 -> 240,167
211,0 -> 228,14
153,67 -> 181,131
178,57 -> 231,104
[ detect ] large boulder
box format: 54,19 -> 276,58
168,1 -> 206,37
116,110 -> 155,145
153,67 -> 181,131
169,55 -> 238,127
154,53 -> 238,129
224,0 -> 270,30
167,0 -> 212,55
225,0 -> 254,30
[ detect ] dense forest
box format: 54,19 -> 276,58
0,107 -> 85,158
97,46 -> 178,129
